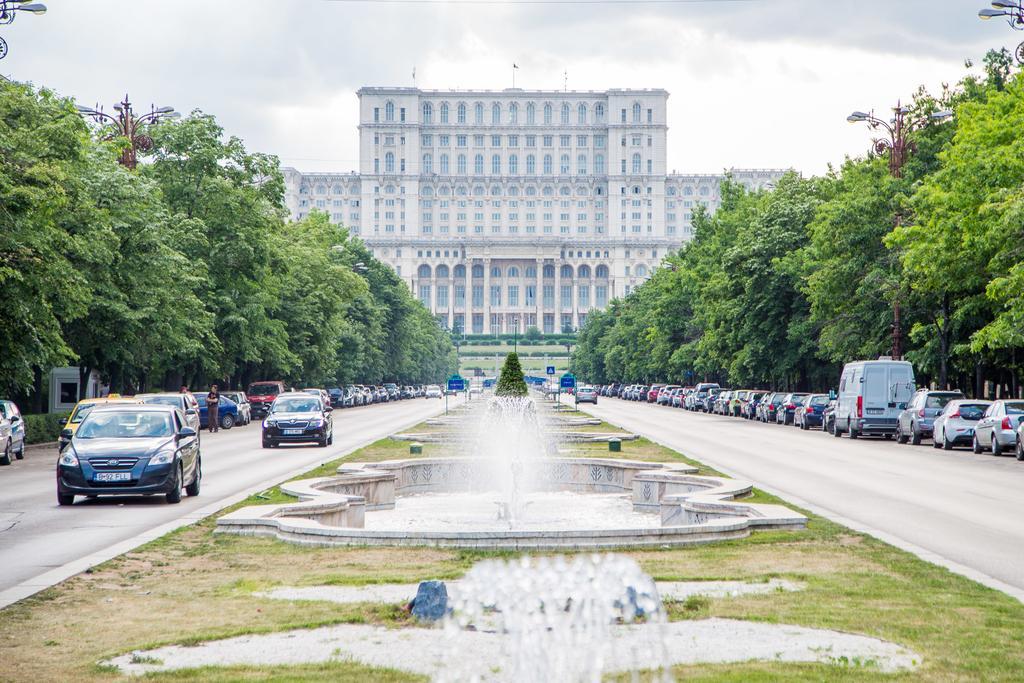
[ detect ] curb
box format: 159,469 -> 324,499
0,404 -> 453,611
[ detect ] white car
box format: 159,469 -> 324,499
425,385 -> 442,399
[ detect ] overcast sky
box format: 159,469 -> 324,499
2,0 -> 1012,175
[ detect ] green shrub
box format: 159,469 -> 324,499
495,353 -> 528,397
23,413 -> 70,445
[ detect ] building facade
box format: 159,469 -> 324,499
283,87 -> 789,334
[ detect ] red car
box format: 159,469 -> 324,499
247,380 -> 286,419
647,385 -> 664,402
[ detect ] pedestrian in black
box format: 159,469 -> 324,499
207,385 -> 221,433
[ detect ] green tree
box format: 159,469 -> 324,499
496,352 -> 528,397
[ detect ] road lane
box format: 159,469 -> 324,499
580,399 -> 1024,598
0,397 -> 456,597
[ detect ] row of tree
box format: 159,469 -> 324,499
0,80 -> 457,411
572,50 -> 1024,398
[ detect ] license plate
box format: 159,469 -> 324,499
94,471 -> 131,482
283,429 -> 303,435
866,408 -> 884,415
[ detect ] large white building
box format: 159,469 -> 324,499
283,87 -> 789,334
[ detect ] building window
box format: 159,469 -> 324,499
400,107 -> 406,122
595,154 -> 604,174
544,103 -> 552,124
423,153 -> 433,174
458,103 -> 466,123
595,103 -> 605,123
423,102 -> 433,123
560,154 -> 570,174
374,158 -> 380,173
525,285 -> 536,306
632,153 -> 641,174
543,154 -> 553,174
578,103 -> 587,124
385,152 -> 395,173
527,154 -> 536,174
509,154 -> 519,174
561,103 -> 570,124
472,285 -> 484,307
577,154 -> 587,175
579,285 -> 590,308
419,285 -> 431,308
527,102 -> 535,124
492,154 -> 501,175
509,102 -> 518,123
508,285 -> 519,307
441,102 -> 449,123
473,154 -> 483,175
436,284 -> 449,308
647,159 -> 652,174
632,102 -> 641,122
560,284 -> 572,309
473,102 -> 482,124
455,285 -> 466,307
458,154 -> 467,174
647,108 -> 652,123
440,154 -> 449,174
490,285 -> 501,306
386,101 -> 395,121
543,284 -> 554,308
492,102 -> 501,124
620,108 -> 626,123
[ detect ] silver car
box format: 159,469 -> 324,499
897,390 -> 965,445
221,391 -> 251,424
136,393 -> 202,435
0,399 -> 26,465
973,400 -> 1024,455
575,386 -> 598,405
932,400 -> 990,451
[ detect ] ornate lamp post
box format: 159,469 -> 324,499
847,104 -> 953,358
0,1 -> 47,60
75,94 -> 180,169
979,1 -> 1024,63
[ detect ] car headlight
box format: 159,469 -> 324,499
264,418 -> 277,428
59,450 -> 79,467
149,451 -> 175,466
308,418 -> 324,427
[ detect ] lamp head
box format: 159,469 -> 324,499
18,3 -> 47,14
930,109 -> 954,121
847,111 -> 869,123
979,8 -> 1008,19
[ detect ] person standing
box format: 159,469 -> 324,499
207,385 -> 221,433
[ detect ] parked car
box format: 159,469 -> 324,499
759,392 -> 784,423
60,396 -> 144,452
834,359 -> 915,439
576,386 -> 598,405
0,400 -> 26,465
896,390 -> 965,445
973,399 -> 1024,455
702,387 -> 721,412
822,399 -> 837,434
247,380 -> 286,419
262,392 -> 334,448
728,390 -> 750,417
425,384 -> 442,399
1017,420 -> 1024,461
194,393 -> 239,430
742,391 -> 767,419
384,383 -> 401,401
137,393 -> 202,434
327,387 -> 344,408
932,400 -> 991,451
690,383 -> 721,411
56,404 -> 201,506
714,391 -> 733,415
776,393 -> 810,425
221,391 -> 252,424
794,394 -> 830,430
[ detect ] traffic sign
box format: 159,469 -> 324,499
546,366 -> 556,375
447,375 -> 466,392
559,373 -> 576,389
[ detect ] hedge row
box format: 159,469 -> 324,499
457,338 -> 576,346
460,351 -> 569,358
23,413 -> 70,445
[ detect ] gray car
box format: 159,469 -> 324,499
0,399 -> 26,465
575,386 -> 598,405
896,390 -> 965,445
932,399 -> 990,451
136,393 -> 202,435
973,400 -> 1024,455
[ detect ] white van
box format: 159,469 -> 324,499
834,359 -> 915,438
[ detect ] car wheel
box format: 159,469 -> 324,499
220,413 -> 235,430
972,435 -> 982,454
1016,437 -> 1024,462
262,437 -> 272,449
895,424 -> 907,444
943,432 -> 953,451
318,435 -> 328,448
849,424 -> 858,439
992,435 -> 1002,457
911,425 -> 922,446
14,441 -> 24,460
185,459 -> 202,497
166,464 -> 183,504
0,440 -> 11,466
57,491 -> 74,506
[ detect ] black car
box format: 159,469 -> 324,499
57,404 -> 201,506
262,392 -> 334,448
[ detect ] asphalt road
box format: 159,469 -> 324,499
580,399 -> 1024,598
0,397 -> 456,600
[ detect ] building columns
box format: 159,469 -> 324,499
483,257 -> 492,335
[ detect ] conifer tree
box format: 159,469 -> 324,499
495,352 -> 529,397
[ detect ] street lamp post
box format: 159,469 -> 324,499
979,1 -> 1024,63
512,315 -> 520,354
0,1 -> 47,61
75,94 -> 180,169
847,104 -> 953,359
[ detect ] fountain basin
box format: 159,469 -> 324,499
215,457 -> 807,550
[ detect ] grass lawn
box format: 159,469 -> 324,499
2,415 -> 1024,681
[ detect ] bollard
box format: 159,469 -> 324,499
410,442 -> 423,455
608,438 -> 621,453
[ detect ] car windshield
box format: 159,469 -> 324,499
1005,402 -> 1024,415
71,403 -> 98,423
956,404 -> 987,420
78,411 -> 174,438
926,394 -> 960,409
810,396 -> 829,405
142,396 -> 181,408
273,398 -> 320,413
249,384 -> 280,395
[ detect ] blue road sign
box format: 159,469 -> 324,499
447,376 -> 466,392
546,366 -> 556,375
559,373 -> 576,389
